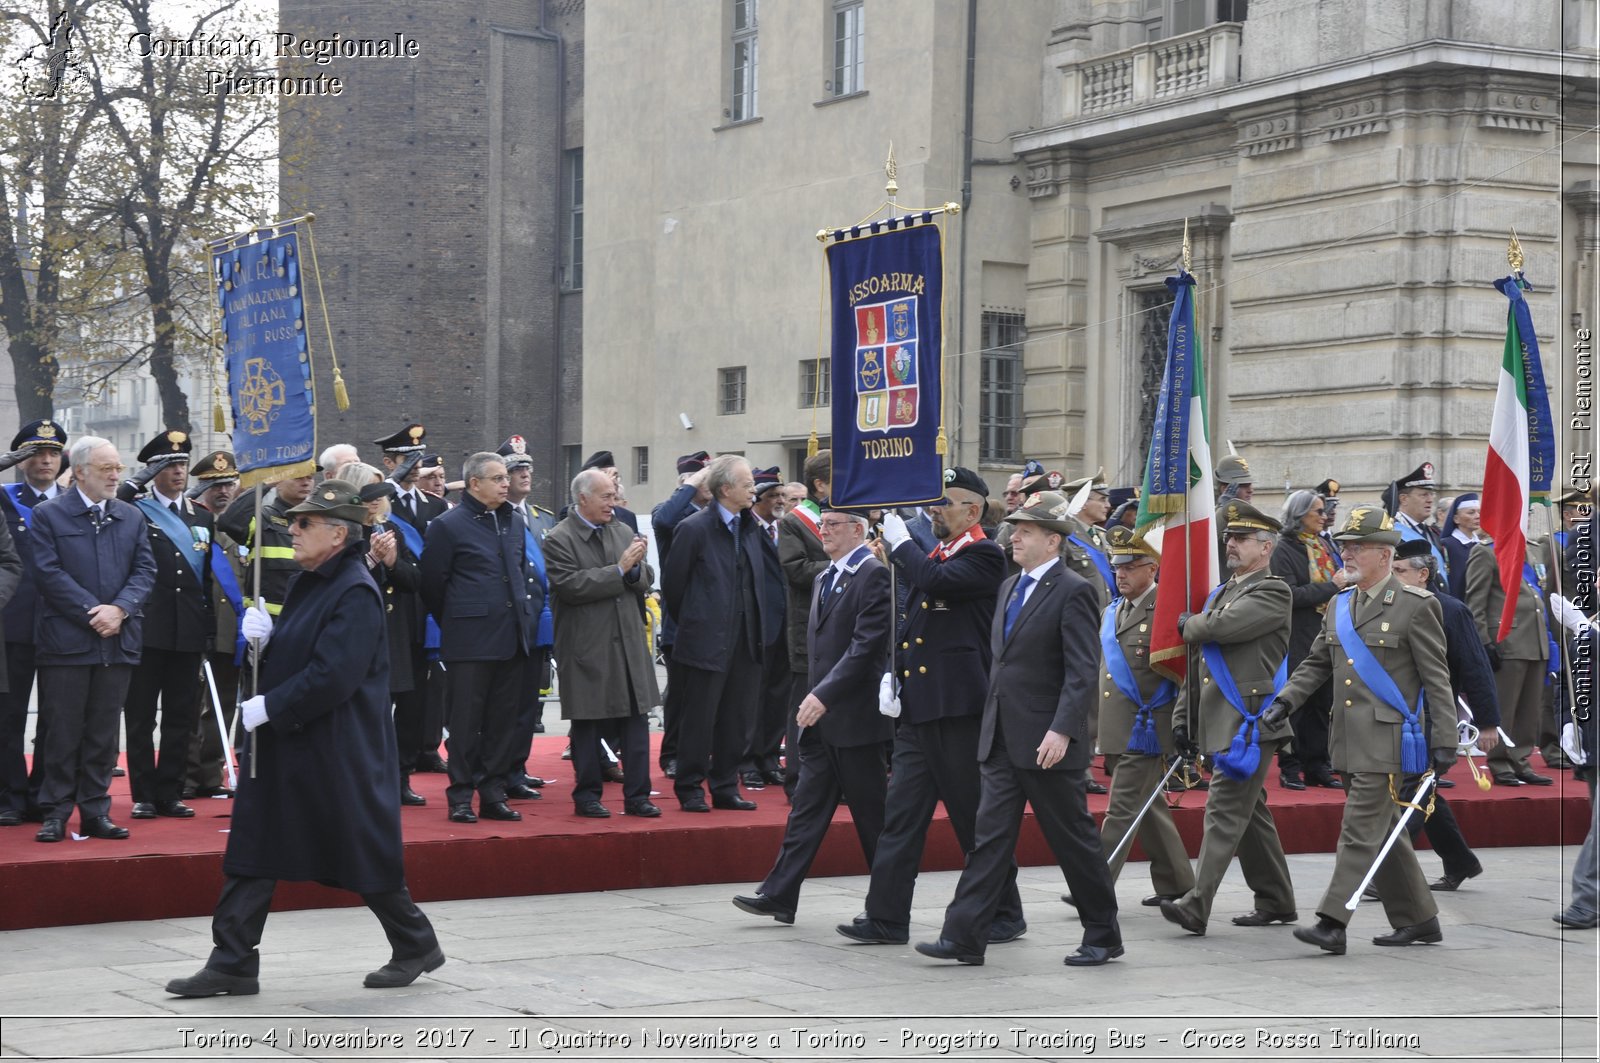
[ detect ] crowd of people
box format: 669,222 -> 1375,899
0,417 -> 1593,988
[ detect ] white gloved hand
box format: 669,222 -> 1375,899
1562,721 -> 1589,766
877,671 -> 902,719
1550,594 -> 1598,637
240,695 -> 268,733
241,605 -> 273,644
879,510 -> 911,550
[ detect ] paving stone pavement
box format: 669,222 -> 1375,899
0,845 -> 1595,1061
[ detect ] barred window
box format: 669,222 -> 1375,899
634,446 -> 649,485
799,358 -> 832,408
1132,288 -> 1171,455
831,0 -> 864,97
730,0 -> 759,121
979,312 -> 1025,464
719,366 -> 748,415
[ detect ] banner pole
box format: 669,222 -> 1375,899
248,485 -> 263,780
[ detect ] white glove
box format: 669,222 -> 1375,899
1550,594 -> 1598,637
877,671 -> 902,718
240,695 -> 268,733
879,510 -> 911,550
1562,721 -> 1589,766
241,605 -> 273,644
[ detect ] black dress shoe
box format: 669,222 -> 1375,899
1515,769 -> 1554,786
1372,916 -> 1442,946
575,801 -> 611,818
602,765 -> 626,784
836,918 -> 908,944
401,787 -> 427,807
1061,893 -> 1076,907
761,769 -> 785,786
480,800 -> 521,821
1305,770 -> 1344,789
35,818 -> 64,843
1292,918 -> 1347,954
1085,778 -> 1108,795
0,809 -> 19,827
680,796 -> 711,813
1435,778 -> 1455,789
166,967 -> 259,997
130,801 -> 158,819
661,758 -> 677,778
732,894 -> 795,924
82,816 -> 129,839
156,800 -> 195,818
561,744 -> 574,761
524,776 -> 550,789
913,937 -> 983,965
1491,772 -> 1524,787
1232,909 -> 1298,926
988,918 -> 1028,944
1064,943 -> 1124,967
1430,865 -> 1482,892
506,783 -> 543,800
1141,894 -> 1180,907
622,801 -> 661,817
740,771 -> 767,790
448,804 -> 478,824
533,721 -> 546,733
1280,772 -> 1307,791
1554,909 -> 1600,929
713,795 -> 757,811
415,752 -> 449,773
112,766 -> 126,777
365,946 -> 446,988
1159,898 -> 1206,936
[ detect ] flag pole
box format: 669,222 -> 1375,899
1181,220 -> 1200,731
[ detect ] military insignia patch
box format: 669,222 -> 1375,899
1383,589 -> 1395,604
854,298 -> 919,433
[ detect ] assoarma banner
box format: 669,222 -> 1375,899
212,224 -> 317,488
826,221 -> 944,508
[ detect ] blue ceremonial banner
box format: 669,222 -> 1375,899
825,220 -> 945,508
1494,275 -> 1556,502
1135,272 -> 1200,521
212,223 -> 318,487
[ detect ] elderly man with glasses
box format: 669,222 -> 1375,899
31,437 -> 155,844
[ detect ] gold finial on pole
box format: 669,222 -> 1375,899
1507,227 -> 1525,273
1181,217 -> 1192,273
885,142 -> 898,200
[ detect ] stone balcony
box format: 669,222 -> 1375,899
1050,22 -> 1243,123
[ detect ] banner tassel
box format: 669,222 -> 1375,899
332,365 -> 351,413
213,402 -> 226,434
935,426 -> 948,456
806,431 -> 819,459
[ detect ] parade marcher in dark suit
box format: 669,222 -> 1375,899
741,466 -> 790,788
837,467 -> 1025,946
1389,539 -> 1501,891
916,491 -> 1123,967
777,450 -> 833,797
32,436 -> 156,842
651,451 -> 711,777
1384,461 -> 1450,596
1090,526 -> 1195,905
165,480 -> 442,996
497,437 -> 555,798
544,468 -> 660,818
1267,505 -> 1458,954
1464,531 -> 1553,785
662,455 -> 779,812
117,430 -> 214,820
1160,501 -> 1296,937
1440,493 -> 1482,601
1270,489 -> 1348,791
420,453 -> 538,824
0,420 -> 62,825
182,451 -> 244,801
734,506 -> 892,922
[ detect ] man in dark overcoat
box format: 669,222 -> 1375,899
166,480 -> 441,996
544,468 -> 660,818
733,505 -> 892,922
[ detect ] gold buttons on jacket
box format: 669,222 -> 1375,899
921,601 -> 928,609
1346,658 -> 1354,665
915,638 -> 923,645
1103,691 -> 1110,698
918,666 -> 927,674
901,641 -> 909,650
1345,699 -> 1353,706
903,669 -> 911,678
1345,679 -> 1352,686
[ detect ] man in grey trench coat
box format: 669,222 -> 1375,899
544,468 -> 661,818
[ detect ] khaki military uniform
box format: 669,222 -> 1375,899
1168,568 -> 1295,926
1463,542 -> 1550,774
1097,585 -> 1193,897
1279,574 -> 1457,929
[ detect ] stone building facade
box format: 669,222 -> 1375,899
277,0 -> 584,504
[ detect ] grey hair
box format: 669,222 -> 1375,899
319,443 -> 359,470
328,516 -> 364,542
332,461 -> 384,486
570,467 -> 612,504
69,435 -> 112,470
704,454 -> 750,502
462,451 -> 504,484
1280,490 -> 1320,531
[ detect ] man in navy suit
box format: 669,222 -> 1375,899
32,436 -> 156,842
915,490 -> 1123,967
733,504 -> 892,922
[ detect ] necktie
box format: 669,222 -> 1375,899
1003,574 -> 1036,639
818,565 -> 838,610
170,501 -> 181,515
729,517 -> 742,560
87,504 -> 105,531
768,523 -> 778,546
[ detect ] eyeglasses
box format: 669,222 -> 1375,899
292,516 -> 331,530
477,474 -> 510,484
89,463 -> 127,475
819,518 -> 859,529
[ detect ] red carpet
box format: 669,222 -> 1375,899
0,742 -> 1589,930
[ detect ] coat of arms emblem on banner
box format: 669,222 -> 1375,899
854,297 -> 919,433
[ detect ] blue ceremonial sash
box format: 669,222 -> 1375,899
1100,605 -> 1175,755
390,517 -> 442,656
1071,533 -> 1118,601
136,498 -> 206,588
210,542 -> 247,664
1333,593 -> 1428,774
2,484 -> 34,530
524,525 -> 553,647
1397,520 -> 1450,582
1523,563 -> 1560,674
1198,583 -> 1288,780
